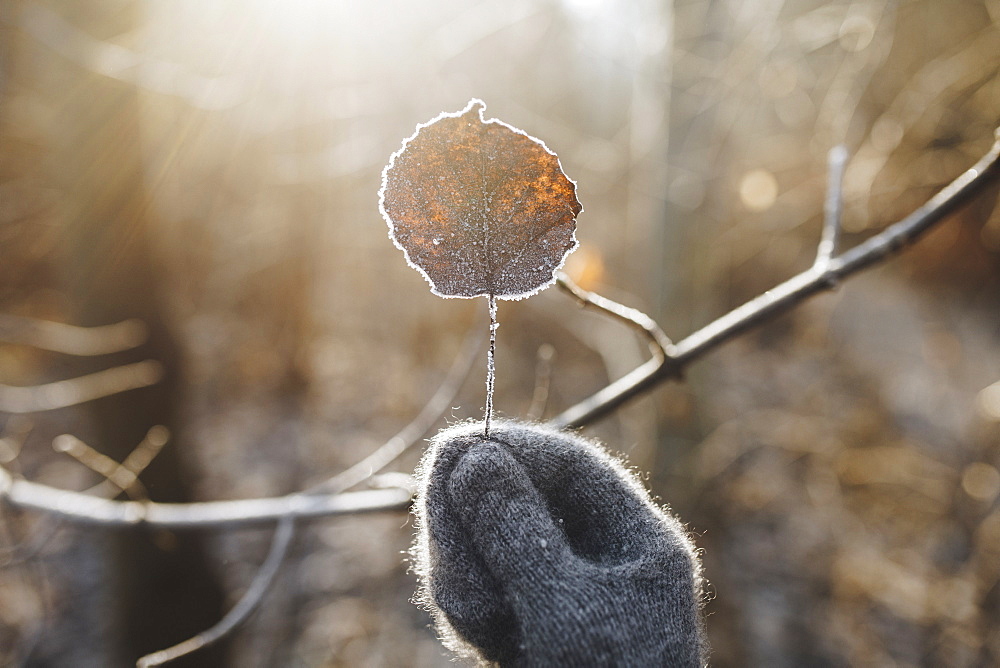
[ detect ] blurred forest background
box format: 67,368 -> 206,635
1,0 -> 999,666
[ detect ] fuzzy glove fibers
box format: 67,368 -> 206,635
413,420 -> 705,667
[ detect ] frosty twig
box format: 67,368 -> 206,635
550,130 -> 1000,428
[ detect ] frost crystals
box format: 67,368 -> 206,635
379,100 -> 582,434
378,98 -> 581,300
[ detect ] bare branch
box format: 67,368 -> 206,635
53,426 -> 169,500
53,434 -> 150,500
526,343 -> 556,421
0,360 -> 164,413
136,517 -> 296,667
1,426 -> 171,567
114,426 -> 171,490
556,272 -> 676,362
0,329 -> 477,532
0,469 -> 411,529
307,327 -> 482,495
0,314 -> 148,356
551,129 -> 1000,429
815,145 -> 849,269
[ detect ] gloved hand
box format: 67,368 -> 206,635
413,421 -> 706,667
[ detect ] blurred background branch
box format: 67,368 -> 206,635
0,315 -> 148,356
0,360 -> 164,413
0,469 -> 412,528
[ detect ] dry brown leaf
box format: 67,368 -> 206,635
379,99 -> 581,300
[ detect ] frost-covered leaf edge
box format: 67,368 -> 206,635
377,98 -> 582,301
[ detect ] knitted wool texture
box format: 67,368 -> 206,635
413,420 -> 705,667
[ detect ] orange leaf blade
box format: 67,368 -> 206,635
379,99 -> 581,300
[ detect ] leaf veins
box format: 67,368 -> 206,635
379,99 -> 582,300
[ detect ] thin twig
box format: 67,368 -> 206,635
54,426 -> 169,500
53,434 -> 151,500
0,314 -> 148,356
485,295 -> 498,438
815,145 -> 849,269
526,343 -> 556,421
0,469 -> 412,528
556,273 -> 675,362
1,428 -> 169,566
136,516 -> 296,668
550,129 -> 1000,429
0,360 -> 164,413
307,328 -> 482,495
112,426 -> 170,491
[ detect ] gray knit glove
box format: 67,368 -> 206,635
413,421 -> 706,667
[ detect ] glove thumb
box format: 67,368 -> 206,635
448,440 -> 572,584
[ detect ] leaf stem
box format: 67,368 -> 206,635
485,294 -> 497,437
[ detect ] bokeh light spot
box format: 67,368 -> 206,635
976,381 -> 1000,421
739,169 -> 778,212
961,463 -> 1000,503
